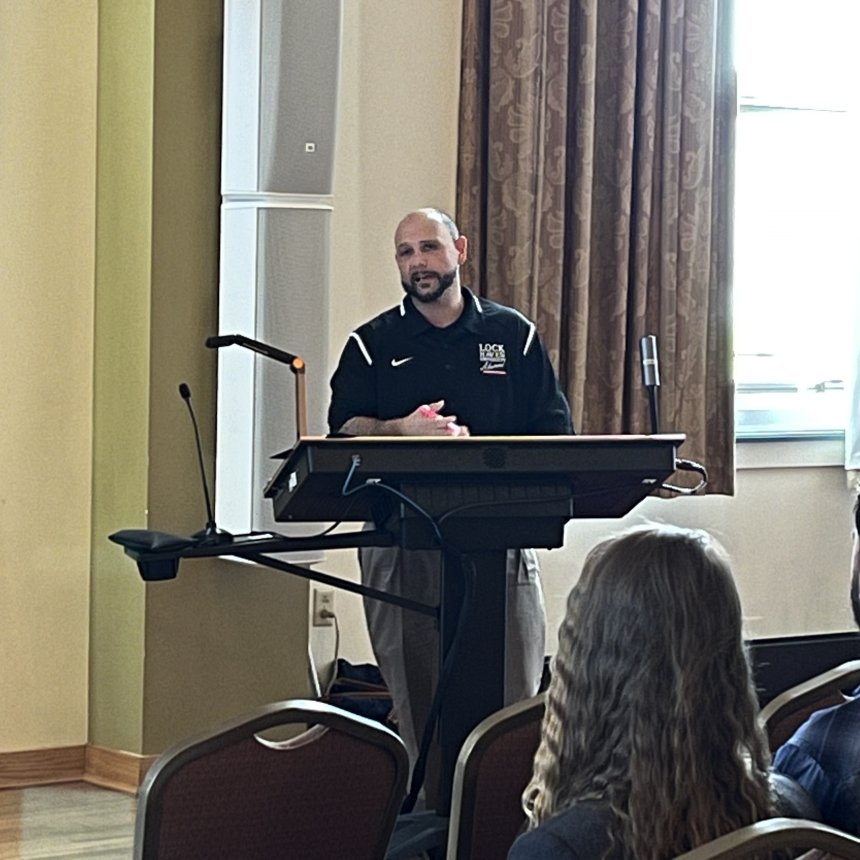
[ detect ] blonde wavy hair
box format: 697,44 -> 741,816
523,524 -> 772,859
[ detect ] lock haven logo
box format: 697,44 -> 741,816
479,343 -> 507,375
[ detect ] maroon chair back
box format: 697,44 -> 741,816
445,695 -> 545,860
134,699 -> 408,860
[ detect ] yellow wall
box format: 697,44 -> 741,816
87,0 -> 153,757
0,1 -> 97,751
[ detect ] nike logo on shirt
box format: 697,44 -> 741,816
391,357 -> 414,367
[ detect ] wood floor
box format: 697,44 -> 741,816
0,782 -> 136,859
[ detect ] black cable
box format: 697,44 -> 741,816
268,495 -> 364,543
341,455 -> 446,549
271,455 -> 368,542
300,492 -> 365,539
401,552 -> 477,813
360,483 -> 447,548
340,456 -> 472,811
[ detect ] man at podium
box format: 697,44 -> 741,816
327,207 -> 572,799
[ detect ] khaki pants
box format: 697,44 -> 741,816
358,546 -> 546,805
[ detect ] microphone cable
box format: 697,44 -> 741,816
401,552 -> 476,813
339,454 -> 476,811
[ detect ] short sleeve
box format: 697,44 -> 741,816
521,329 -> 573,435
327,333 -> 376,432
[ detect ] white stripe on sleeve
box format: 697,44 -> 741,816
523,322 -> 536,355
349,332 -> 373,365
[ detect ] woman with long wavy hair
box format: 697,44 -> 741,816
509,524 -> 806,859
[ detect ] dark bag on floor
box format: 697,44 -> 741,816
321,658 -> 396,731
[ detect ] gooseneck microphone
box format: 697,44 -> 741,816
178,383 -> 233,546
206,334 -> 308,438
639,335 -> 661,434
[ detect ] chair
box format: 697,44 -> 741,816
759,659 -> 860,751
445,694 -> 545,860
672,817 -> 860,859
133,698 -> 408,860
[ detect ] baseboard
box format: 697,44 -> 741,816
0,745 -> 86,789
0,744 -> 157,794
84,745 -> 158,794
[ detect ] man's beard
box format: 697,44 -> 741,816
402,268 -> 458,304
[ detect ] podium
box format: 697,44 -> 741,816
112,432 -> 687,848
263,433 -> 686,814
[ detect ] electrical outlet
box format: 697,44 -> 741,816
312,588 -> 335,627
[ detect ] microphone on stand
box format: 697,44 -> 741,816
639,335 -> 661,434
178,383 -> 233,546
205,334 -> 308,438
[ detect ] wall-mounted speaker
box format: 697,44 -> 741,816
222,0 -> 342,196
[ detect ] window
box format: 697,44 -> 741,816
733,0 -> 860,439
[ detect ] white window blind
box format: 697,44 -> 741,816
733,0 -> 860,441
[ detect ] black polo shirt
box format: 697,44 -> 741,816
328,288 -> 572,436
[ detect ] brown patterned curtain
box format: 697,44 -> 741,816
457,0 -> 736,494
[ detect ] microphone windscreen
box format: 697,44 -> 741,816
640,335 -> 660,387
178,382 -> 192,400
205,335 -> 236,349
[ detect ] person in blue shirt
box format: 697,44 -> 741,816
773,491 -> 860,836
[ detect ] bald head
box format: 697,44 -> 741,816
395,208 -> 460,243
394,208 -> 468,306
